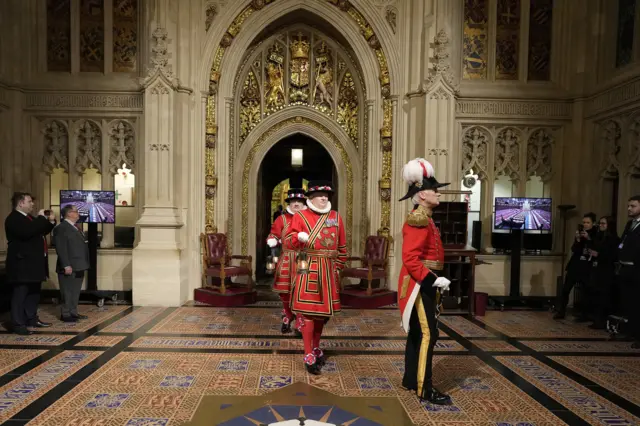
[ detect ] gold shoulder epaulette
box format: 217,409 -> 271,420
407,206 -> 430,228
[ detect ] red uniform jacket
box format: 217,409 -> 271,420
267,211 -> 296,293
397,205 -> 444,332
286,207 -> 347,317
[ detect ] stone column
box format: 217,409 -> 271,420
100,119 -> 114,248
132,28 -> 184,306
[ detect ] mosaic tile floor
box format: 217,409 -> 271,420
0,303 -> 638,426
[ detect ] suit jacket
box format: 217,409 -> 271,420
4,210 -> 55,283
53,220 -> 90,273
619,219 -> 640,267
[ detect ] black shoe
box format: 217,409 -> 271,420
281,321 -> 292,334
60,316 -> 78,323
71,314 -> 88,320
305,362 -> 321,375
631,341 -> 640,349
29,320 -> 52,328
553,312 -> 565,320
14,326 -> 32,336
423,388 -> 452,405
588,323 -> 605,330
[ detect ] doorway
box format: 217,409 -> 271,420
255,134 -> 336,279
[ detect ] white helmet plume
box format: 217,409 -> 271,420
401,158 -> 434,185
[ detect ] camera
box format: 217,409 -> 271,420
577,224 -> 584,232
44,210 -> 52,216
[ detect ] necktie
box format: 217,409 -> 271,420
26,215 -> 48,256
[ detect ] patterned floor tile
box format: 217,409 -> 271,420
26,352 -> 564,426
0,334 -> 75,346
0,349 -> 47,375
550,356 -> 640,406
438,315 -> 496,337
471,340 -> 520,352
130,336 -> 466,352
100,307 -> 166,333
475,311 -> 609,338
0,305 -> 129,333
0,350 -> 101,422
496,356 -> 640,425
520,340 -> 640,353
147,307 -> 449,338
75,335 -> 127,347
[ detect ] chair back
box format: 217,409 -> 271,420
364,235 -> 389,262
205,233 -> 228,262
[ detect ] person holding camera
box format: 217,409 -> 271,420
586,216 -> 620,329
4,192 -> 56,335
554,212 -> 597,320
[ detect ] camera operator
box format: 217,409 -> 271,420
617,195 -> 640,348
554,212 -> 597,320
586,216 -> 620,329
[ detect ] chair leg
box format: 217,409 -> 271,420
367,268 -> 373,296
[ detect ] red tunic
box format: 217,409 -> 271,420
397,205 -> 444,332
286,208 -> 347,317
267,212 -> 296,293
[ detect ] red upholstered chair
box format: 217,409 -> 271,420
341,235 -> 390,296
200,232 -> 253,294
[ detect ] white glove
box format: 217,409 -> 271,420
297,232 -> 309,243
432,277 -> 451,291
267,238 -> 278,248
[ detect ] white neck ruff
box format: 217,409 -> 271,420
286,205 -> 307,215
306,198 -> 331,214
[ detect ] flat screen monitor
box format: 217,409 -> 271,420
60,190 -> 116,224
494,197 -> 552,231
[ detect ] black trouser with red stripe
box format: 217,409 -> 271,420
403,280 -> 439,399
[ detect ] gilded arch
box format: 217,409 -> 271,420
235,112 -> 358,257
204,0 -> 395,240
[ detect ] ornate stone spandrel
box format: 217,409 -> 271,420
239,71 -> 262,143
46,0 -> 71,72
461,126 -> 490,180
600,120 -> 622,179
495,127 -> 521,181
108,120 -> 135,175
628,116 -> 640,177
42,120 -> 70,174
337,71 -> 358,146
113,0 -> 138,73
526,128 -> 554,182
79,0 -> 105,72
75,120 -> 102,174
205,3 -> 217,32
463,0 -> 489,80
385,6 -> 397,34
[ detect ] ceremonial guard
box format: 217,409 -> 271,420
397,158 -> 452,405
286,180 -> 347,374
267,188 -> 307,333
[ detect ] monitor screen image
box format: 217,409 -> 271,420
494,197 -> 552,231
60,190 -> 116,224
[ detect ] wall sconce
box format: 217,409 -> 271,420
291,148 -> 303,167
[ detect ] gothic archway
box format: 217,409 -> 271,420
201,0 -> 398,245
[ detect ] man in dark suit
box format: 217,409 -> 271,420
618,195 -> 640,348
5,192 -> 56,335
53,205 -> 90,322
